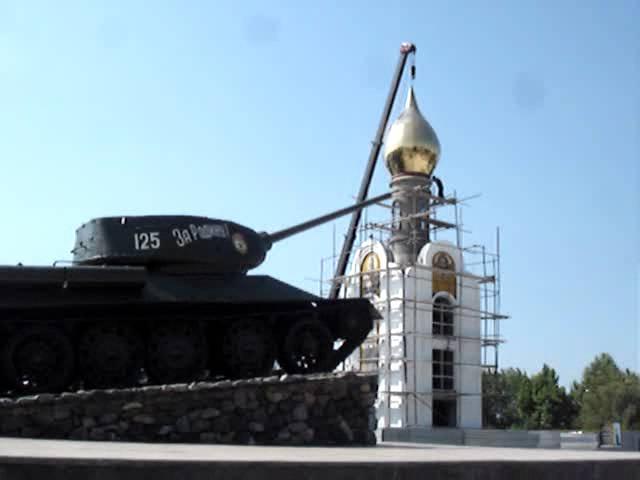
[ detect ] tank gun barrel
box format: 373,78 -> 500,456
264,192 -> 392,246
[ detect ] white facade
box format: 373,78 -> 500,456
344,239 -> 482,429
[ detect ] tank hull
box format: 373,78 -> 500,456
0,265 -> 377,395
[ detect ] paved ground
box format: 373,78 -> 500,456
0,437 -> 639,463
1,437 -> 639,479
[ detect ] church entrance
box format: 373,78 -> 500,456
433,399 -> 457,427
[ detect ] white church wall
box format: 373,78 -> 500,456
458,274 -> 482,428
345,237 -> 484,430
403,265 -> 432,427
381,269 -> 409,428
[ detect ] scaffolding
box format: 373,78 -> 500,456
316,188 -> 507,427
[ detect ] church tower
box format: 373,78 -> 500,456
342,86 -> 489,431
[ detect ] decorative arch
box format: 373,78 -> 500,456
432,251 -> 456,298
355,246 -> 385,372
360,251 -> 381,298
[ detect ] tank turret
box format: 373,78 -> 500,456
73,192 -> 391,272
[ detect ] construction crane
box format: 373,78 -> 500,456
328,42 -> 417,299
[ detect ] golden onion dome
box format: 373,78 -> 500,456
384,87 -> 440,177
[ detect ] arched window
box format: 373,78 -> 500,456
432,296 -> 454,336
360,252 -> 380,298
432,252 -> 456,298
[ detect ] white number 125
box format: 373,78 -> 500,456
134,232 -> 160,250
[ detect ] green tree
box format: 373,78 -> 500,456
483,368 -> 529,429
575,353 -> 640,431
516,374 -> 535,428
484,354 -> 639,431
483,366 -> 575,429
523,364 -> 576,429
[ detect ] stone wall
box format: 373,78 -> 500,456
0,372 -> 377,446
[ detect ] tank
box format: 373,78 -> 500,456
0,192 -> 390,395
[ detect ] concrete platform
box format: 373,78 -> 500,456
1,437 -> 639,479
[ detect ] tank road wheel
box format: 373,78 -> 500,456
1,326 -> 75,393
78,324 -> 143,389
146,322 -> 208,385
222,319 -> 276,379
278,318 -> 333,374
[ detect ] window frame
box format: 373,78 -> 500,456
432,295 -> 454,337
432,348 -> 455,391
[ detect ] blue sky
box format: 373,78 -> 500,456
0,1 -> 637,387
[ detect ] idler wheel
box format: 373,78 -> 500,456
78,324 -> 142,389
2,326 -> 75,393
146,321 -> 208,385
278,318 -> 333,374
222,319 -> 275,378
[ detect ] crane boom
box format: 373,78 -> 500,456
328,42 -> 416,299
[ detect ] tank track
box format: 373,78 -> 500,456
0,299 -> 374,396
